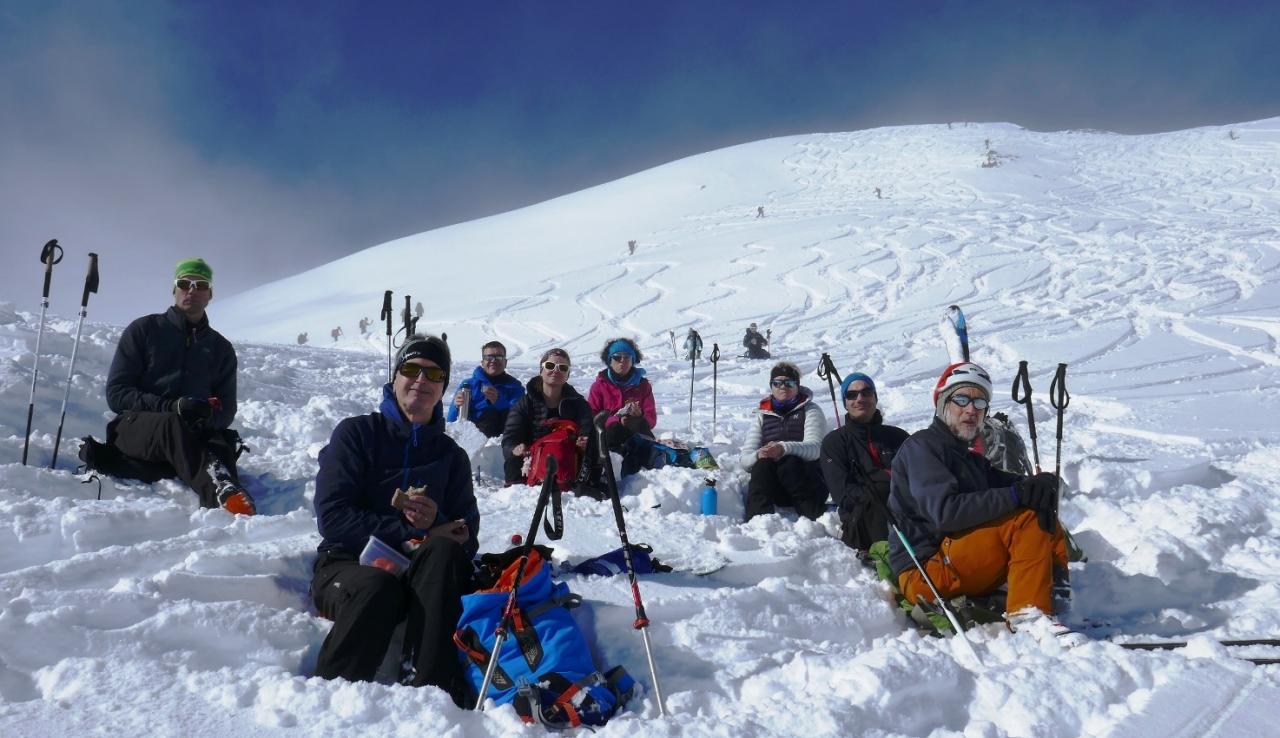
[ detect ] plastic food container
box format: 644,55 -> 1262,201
359,536 -> 410,576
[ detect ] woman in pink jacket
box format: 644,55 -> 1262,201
587,337 -> 657,454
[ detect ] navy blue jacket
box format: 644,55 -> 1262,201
106,306 -> 237,429
314,385 -> 479,558
887,417 -> 1022,577
446,367 -> 525,424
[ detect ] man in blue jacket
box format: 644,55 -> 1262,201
99,258 -> 253,514
311,335 -> 479,701
446,340 -> 524,437
888,362 -> 1065,620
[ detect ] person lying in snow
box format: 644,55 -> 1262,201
446,339 -> 524,438
97,257 -> 254,515
311,335 -> 479,703
887,361 -> 1068,628
820,371 -> 909,554
738,361 -> 829,521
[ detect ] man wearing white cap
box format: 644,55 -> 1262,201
887,362 -> 1066,623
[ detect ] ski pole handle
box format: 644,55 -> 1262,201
81,253 -> 100,307
1050,363 -> 1070,410
1012,361 -> 1032,404
381,290 -> 393,333
710,343 -> 719,363
39,239 -> 63,298
402,295 -> 412,336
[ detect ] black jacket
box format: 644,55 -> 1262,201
314,385 -> 479,557
887,417 -> 1022,576
820,411 -> 909,516
501,376 -> 593,456
106,306 -> 237,429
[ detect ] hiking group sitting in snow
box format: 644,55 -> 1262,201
78,255 -> 1075,711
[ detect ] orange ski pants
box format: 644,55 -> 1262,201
898,509 -> 1068,615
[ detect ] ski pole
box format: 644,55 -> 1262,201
1046,363 -> 1070,535
687,335 -> 697,434
890,522 -> 982,665
1011,361 -> 1042,473
593,412 -> 668,716
669,330 -> 676,359
402,295 -> 414,339
50,252 -> 99,469
817,352 -> 843,429
475,457 -> 564,710
710,343 -> 720,434
22,239 -> 64,465
381,290 -> 393,382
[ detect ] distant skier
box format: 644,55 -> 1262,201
628,240 -> 637,255
358,317 -> 370,335
414,301 -> 424,320
874,187 -> 882,200
331,326 -> 343,342
682,328 -> 703,361
756,206 -> 765,219
743,323 -> 770,359
297,332 -> 308,345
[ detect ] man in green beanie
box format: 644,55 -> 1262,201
90,257 -> 254,514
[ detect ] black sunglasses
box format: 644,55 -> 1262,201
397,363 -> 446,383
481,354 -> 506,363
609,353 -> 633,363
770,379 -> 798,388
542,361 -> 570,373
174,278 -> 210,292
845,389 -> 876,400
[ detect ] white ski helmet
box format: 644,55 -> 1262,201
933,362 -> 993,416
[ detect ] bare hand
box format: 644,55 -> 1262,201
429,519 -> 469,545
402,494 -> 439,529
512,443 -> 527,457
757,442 -> 785,460
482,385 -> 499,403
576,436 -> 588,450
453,392 -> 466,408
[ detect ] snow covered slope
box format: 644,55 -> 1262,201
2,119 -> 1279,736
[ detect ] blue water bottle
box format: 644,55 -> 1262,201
700,476 -> 718,516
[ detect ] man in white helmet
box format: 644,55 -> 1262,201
887,362 -> 1066,623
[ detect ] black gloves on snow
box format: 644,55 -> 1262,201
173,397 -> 213,427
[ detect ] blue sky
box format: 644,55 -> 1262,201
2,0 -> 1277,322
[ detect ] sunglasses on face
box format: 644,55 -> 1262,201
542,361 -> 570,373
174,278 -> 211,292
481,354 -> 506,364
948,395 -> 989,410
845,389 -> 876,401
397,363 -> 446,383
770,379 -> 798,389
609,353 -> 633,363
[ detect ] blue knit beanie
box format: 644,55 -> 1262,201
839,372 -> 876,398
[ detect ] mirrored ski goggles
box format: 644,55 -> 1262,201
397,363 -> 447,383
174,278 -> 211,292
609,353 -> 634,363
844,389 -> 876,400
481,354 -> 507,364
542,361 -> 571,374
770,379 -> 799,388
948,395 -> 989,410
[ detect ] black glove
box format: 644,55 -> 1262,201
173,397 -> 213,426
1014,472 -> 1059,513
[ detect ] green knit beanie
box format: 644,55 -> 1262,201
174,258 -> 213,282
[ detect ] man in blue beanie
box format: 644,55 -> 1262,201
819,372 -> 909,553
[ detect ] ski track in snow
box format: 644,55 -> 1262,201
3,120 -> 1280,736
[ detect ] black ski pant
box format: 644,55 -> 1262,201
470,409 -> 508,439
108,411 -> 237,508
745,455 -> 827,521
311,537 -> 475,701
839,483 -> 890,552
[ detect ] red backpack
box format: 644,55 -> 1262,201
527,419 -> 581,490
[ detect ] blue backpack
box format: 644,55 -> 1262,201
453,547 -> 636,727
566,543 -> 673,577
